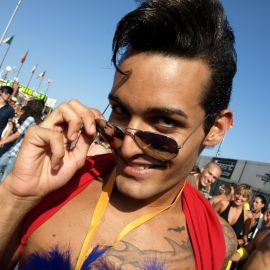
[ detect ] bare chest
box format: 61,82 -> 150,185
23,185 -> 195,269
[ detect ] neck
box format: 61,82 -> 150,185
232,201 -> 244,210
252,210 -> 262,216
0,97 -> 6,106
110,181 -> 184,214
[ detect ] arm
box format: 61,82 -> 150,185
0,131 -> 20,146
1,121 -> 13,140
241,211 -> 253,245
218,216 -> 238,266
0,100 -> 101,267
230,237 -> 255,262
213,200 -> 228,214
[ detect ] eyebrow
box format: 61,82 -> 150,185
108,94 -> 188,119
108,94 -> 127,109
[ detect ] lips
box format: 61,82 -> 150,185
116,157 -> 166,179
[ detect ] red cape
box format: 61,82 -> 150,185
21,153 -> 225,269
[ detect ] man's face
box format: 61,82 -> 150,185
0,91 -> 11,102
109,52 -> 214,200
199,164 -> 221,188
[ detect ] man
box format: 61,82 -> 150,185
199,162 -> 222,190
0,85 -> 15,157
0,86 -> 15,138
230,209 -> 270,270
188,162 -> 222,199
0,0 -> 237,269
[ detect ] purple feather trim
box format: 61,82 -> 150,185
18,247 -> 71,270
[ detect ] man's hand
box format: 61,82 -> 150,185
2,99 -> 102,206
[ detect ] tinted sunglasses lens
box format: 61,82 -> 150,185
96,119 -> 179,161
96,119 -> 124,149
134,131 -> 179,161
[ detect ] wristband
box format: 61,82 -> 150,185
236,247 -> 248,260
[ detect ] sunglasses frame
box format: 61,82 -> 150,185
96,104 -> 210,161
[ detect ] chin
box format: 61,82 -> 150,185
115,175 -> 158,201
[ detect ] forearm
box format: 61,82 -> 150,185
0,132 -> 19,145
0,179 -> 37,260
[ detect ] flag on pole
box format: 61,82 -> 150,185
37,70 -> 46,79
31,64 -> 38,73
45,79 -> 52,85
20,50 -> 29,63
1,35 -> 15,45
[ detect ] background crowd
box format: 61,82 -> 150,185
190,162 -> 270,270
0,84 -> 45,180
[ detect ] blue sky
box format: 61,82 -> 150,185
0,0 -> 269,163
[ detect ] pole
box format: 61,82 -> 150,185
0,45 -> 11,71
44,84 -> 50,96
14,61 -> 23,82
37,76 -> 45,92
26,72 -> 34,89
0,0 -> 22,45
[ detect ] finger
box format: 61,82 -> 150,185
22,126 -> 65,170
41,100 -> 103,142
41,102 -> 84,141
68,99 -> 103,135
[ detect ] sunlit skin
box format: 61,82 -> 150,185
233,191 -> 249,207
252,197 -> 265,214
231,211 -> 270,270
214,188 -> 253,246
0,53 -> 235,270
108,53 -> 214,204
199,163 -> 221,190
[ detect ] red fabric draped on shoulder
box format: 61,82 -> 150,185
20,153 -> 115,256
182,182 -> 226,270
20,153 -> 226,269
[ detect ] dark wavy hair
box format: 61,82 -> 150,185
0,85 -> 13,95
112,0 -> 237,132
254,194 -> 267,213
19,99 -> 44,125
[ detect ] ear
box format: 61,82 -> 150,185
203,109 -> 233,147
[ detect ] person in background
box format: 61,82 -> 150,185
214,184 -> 253,246
187,162 -> 222,199
230,209 -> 270,270
0,1 -> 237,269
248,194 -> 266,241
0,99 -> 44,181
0,86 -> 15,156
210,183 -> 235,207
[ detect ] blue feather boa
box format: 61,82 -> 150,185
19,245 -> 166,270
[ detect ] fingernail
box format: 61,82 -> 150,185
52,163 -> 61,171
90,124 -> 96,133
70,132 -> 78,140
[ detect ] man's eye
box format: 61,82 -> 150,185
111,105 -> 129,116
156,117 -> 178,127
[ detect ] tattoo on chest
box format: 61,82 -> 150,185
168,226 -> 185,233
104,237 -> 194,269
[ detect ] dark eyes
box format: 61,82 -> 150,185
110,105 -> 130,118
110,104 -> 183,131
155,117 -> 179,128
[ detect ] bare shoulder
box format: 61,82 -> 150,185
217,215 -> 238,264
244,209 -> 253,219
214,199 -> 229,213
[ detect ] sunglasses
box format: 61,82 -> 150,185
96,115 -> 209,161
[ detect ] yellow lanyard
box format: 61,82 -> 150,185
75,168 -> 185,270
